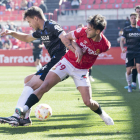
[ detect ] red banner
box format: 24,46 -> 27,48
0,47 -> 126,66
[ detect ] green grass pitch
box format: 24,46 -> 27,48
0,65 -> 140,140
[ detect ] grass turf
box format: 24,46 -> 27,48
0,65 -> 140,140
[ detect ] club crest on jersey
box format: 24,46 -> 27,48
54,25 -> 63,32
76,28 -> 82,33
96,49 -> 100,54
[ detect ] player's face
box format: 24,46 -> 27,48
85,23 -> 99,39
130,15 -> 137,25
26,16 -> 39,30
136,9 -> 140,18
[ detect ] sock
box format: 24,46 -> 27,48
13,86 -> 33,118
132,68 -> 137,83
36,65 -> 40,71
138,74 -> 140,89
93,105 -> 102,115
24,94 -> 39,111
25,108 -> 31,119
125,73 -> 132,86
39,63 -> 42,69
89,69 -> 92,76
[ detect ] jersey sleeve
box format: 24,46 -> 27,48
48,21 -> 64,37
122,28 -> 126,38
71,27 -> 86,40
32,30 -> 41,39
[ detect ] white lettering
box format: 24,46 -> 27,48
24,56 -> 28,63
129,33 -> 140,37
0,55 -> 4,63
4,56 -> 9,63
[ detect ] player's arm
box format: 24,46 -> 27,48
120,37 -> 126,53
59,31 -> 83,63
1,30 -> 36,42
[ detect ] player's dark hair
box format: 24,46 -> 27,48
130,12 -> 138,17
135,5 -> 140,11
77,23 -> 84,28
86,14 -> 106,32
24,6 -> 46,20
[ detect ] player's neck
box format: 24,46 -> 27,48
92,34 -> 101,42
131,24 -> 136,28
39,19 -> 46,30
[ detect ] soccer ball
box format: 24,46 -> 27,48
35,104 -> 52,121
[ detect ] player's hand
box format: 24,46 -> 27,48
75,47 -> 83,63
122,48 -> 126,53
0,30 -> 13,36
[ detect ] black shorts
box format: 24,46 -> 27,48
126,53 -> 140,67
35,51 -> 65,81
33,52 -> 42,62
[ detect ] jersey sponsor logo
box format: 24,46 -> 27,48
41,36 -> 49,41
84,40 -> 87,44
129,33 -> 140,37
54,25 -> 63,32
97,53 -> 114,60
80,42 -> 99,55
76,28 -> 82,33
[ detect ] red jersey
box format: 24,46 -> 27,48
64,27 -> 111,69
137,20 -> 140,27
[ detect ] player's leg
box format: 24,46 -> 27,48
24,74 -> 35,85
135,57 -> 140,91
78,86 -> 114,125
72,67 -> 114,125
126,67 -> 133,92
0,55 -> 63,126
131,59 -> 137,88
15,58 -> 68,121
36,58 -> 42,70
125,53 -> 134,92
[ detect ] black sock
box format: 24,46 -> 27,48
89,69 -> 92,76
93,105 -> 102,115
25,94 -> 39,109
132,68 -> 137,83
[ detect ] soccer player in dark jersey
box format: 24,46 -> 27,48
120,12 -> 140,92
15,14 -> 114,126
31,38 -> 43,71
124,5 -> 140,90
0,6 -> 83,126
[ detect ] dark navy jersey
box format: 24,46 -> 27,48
122,26 -> 140,53
32,20 -> 66,57
32,39 -> 42,53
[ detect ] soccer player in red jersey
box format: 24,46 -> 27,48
16,14 -> 114,125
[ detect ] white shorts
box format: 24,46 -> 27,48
50,58 -> 91,88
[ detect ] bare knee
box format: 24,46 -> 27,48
83,100 -> 92,107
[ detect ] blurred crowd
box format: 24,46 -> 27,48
60,0 -> 81,15
0,0 -> 47,12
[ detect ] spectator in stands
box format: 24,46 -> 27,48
124,17 -> 130,27
62,0 -> 71,15
77,23 -> 84,28
27,0 -> 34,8
39,0 -> 47,14
12,38 -> 21,49
71,0 -> 81,15
0,23 -> 3,32
0,38 -> 3,49
117,28 -> 124,45
20,0 -> 28,10
0,0 -> 6,6
5,0 -> 13,11
3,36 -> 12,50
16,26 -> 23,32
135,5 -> 140,28
15,3 -> 19,10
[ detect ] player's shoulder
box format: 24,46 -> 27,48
123,26 -> 132,31
45,20 -> 61,27
75,27 -> 87,36
101,33 -> 111,47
